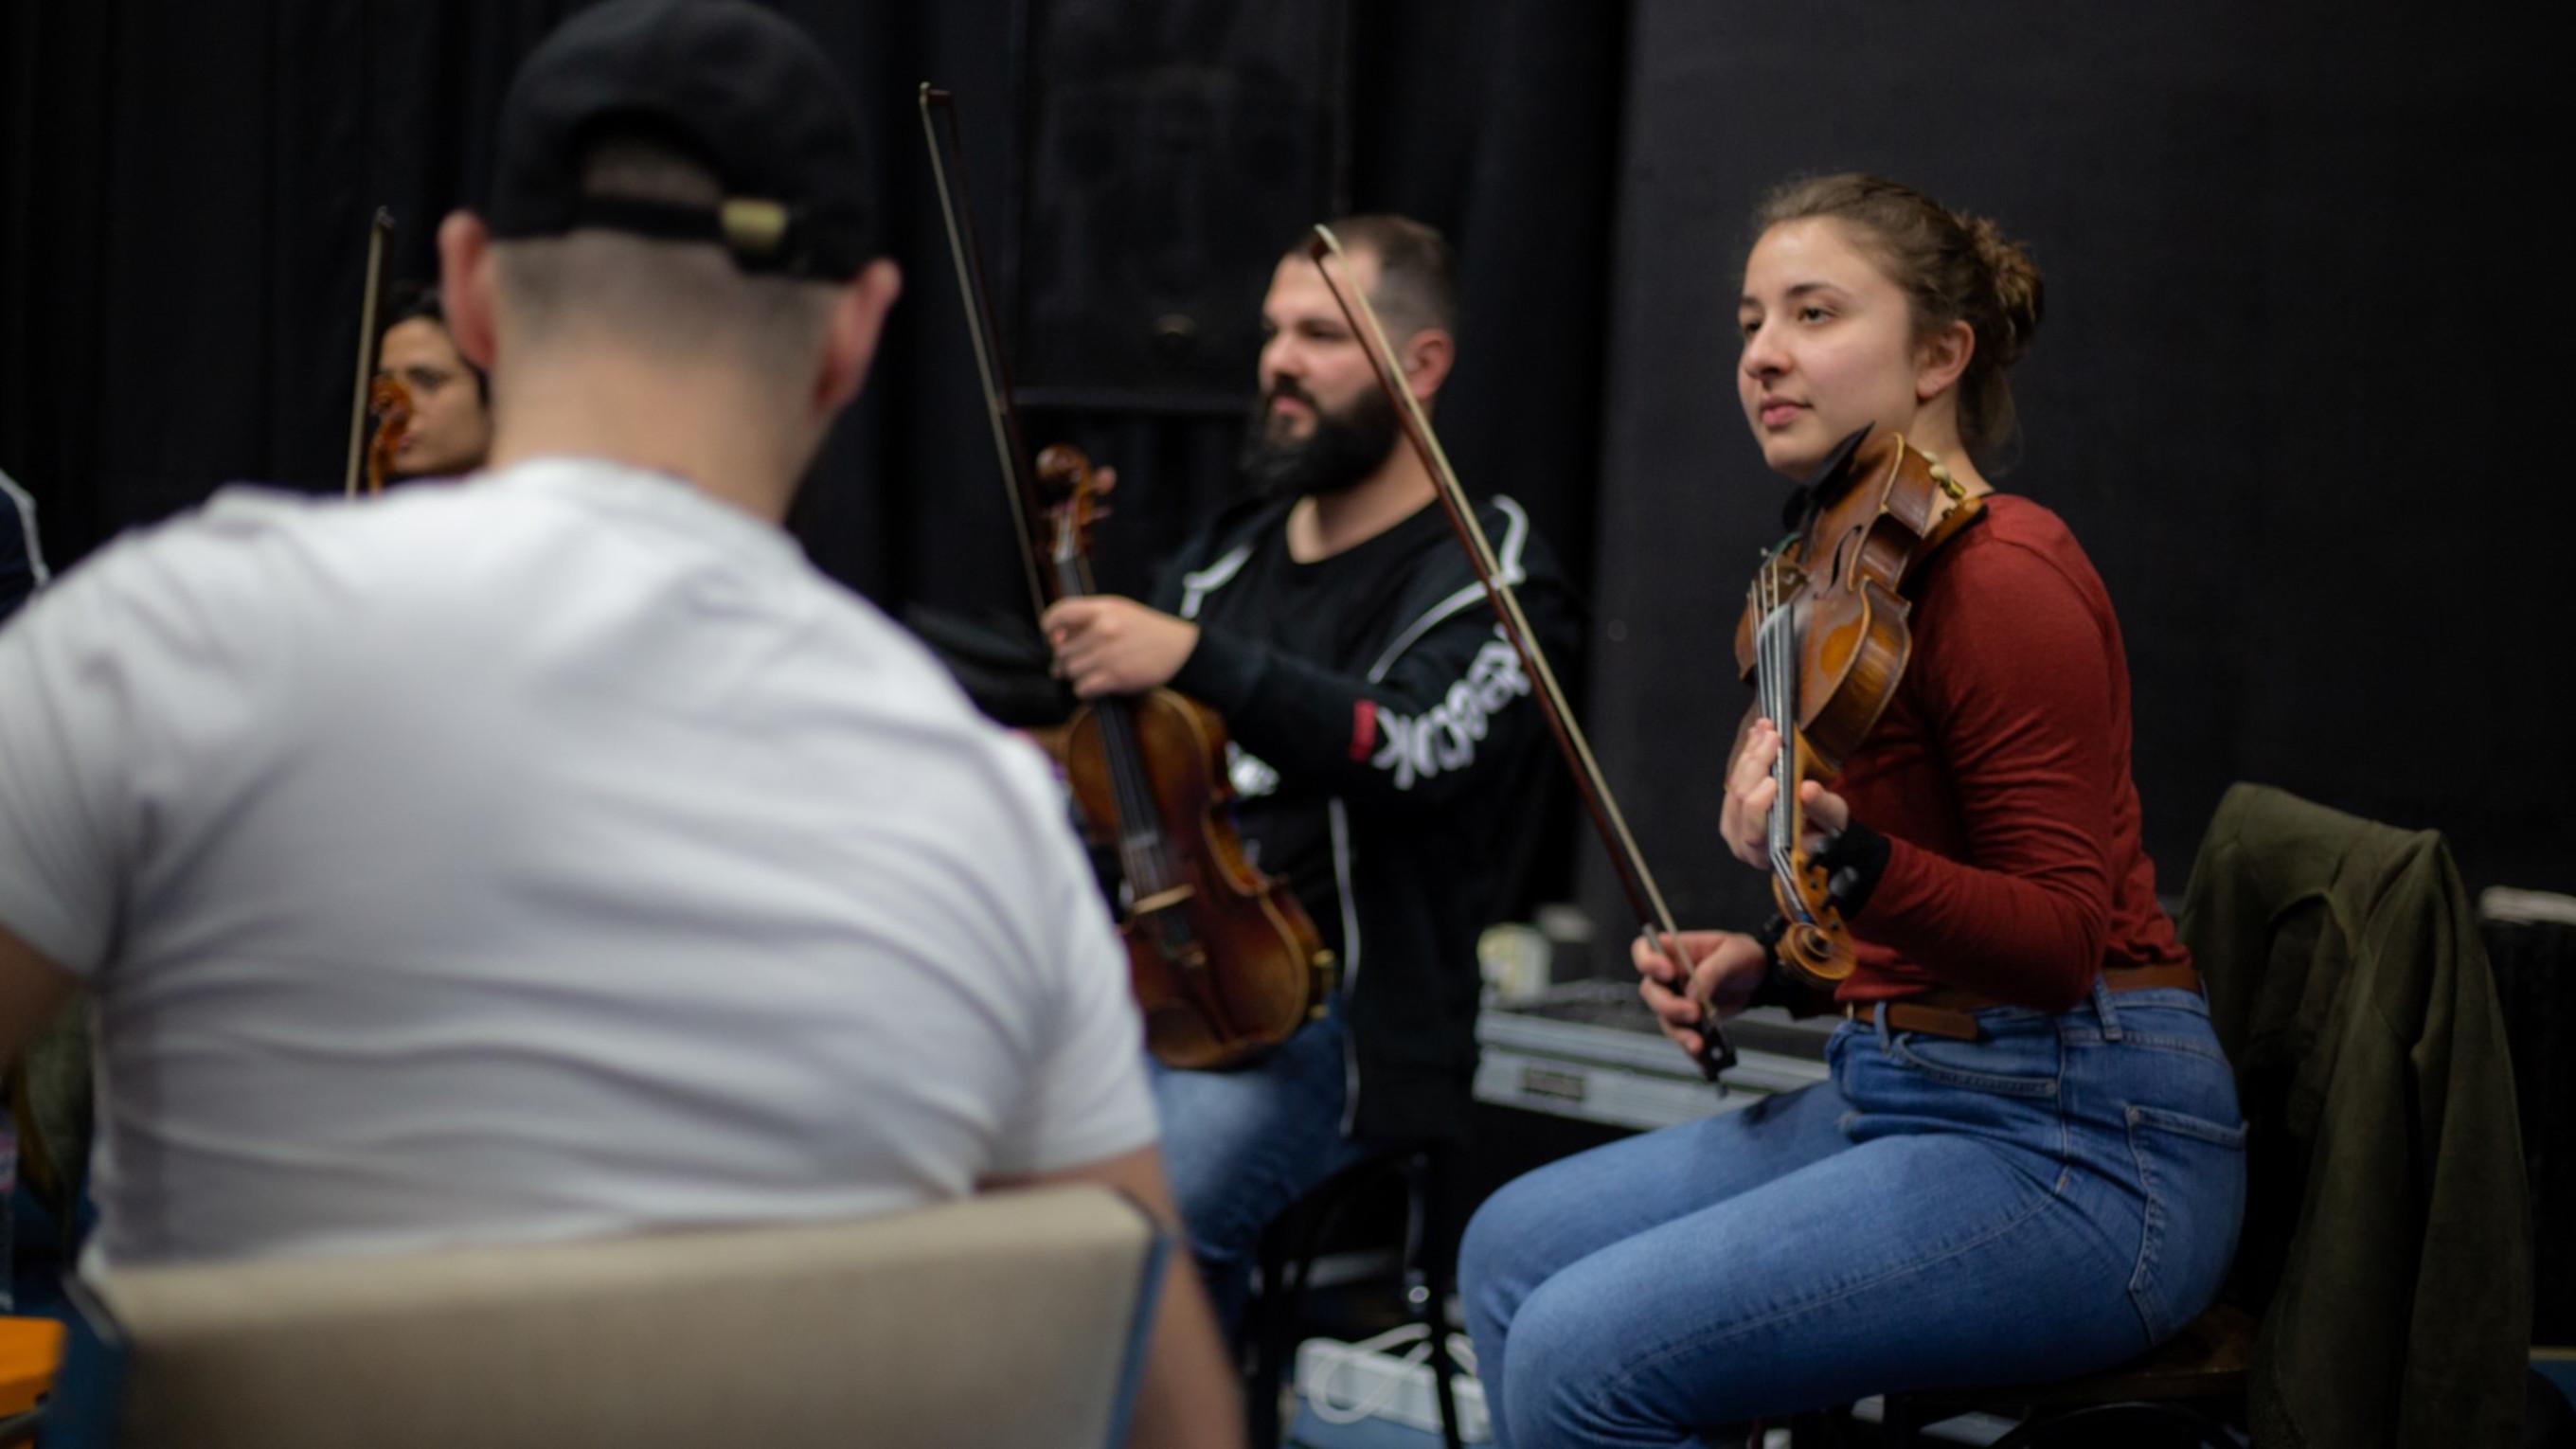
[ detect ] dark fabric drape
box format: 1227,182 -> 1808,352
0,0 -> 1620,596
0,0 -> 1622,912
1,1 -> 939,599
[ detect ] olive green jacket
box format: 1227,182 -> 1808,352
2182,783 -> 2528,1448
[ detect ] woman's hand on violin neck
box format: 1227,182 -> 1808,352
1722,720 -> 1780,868
1042,596 -> 1200,700
1721,718 -> 1852,868
1634,929 -> 1769,1061
1797,778 -> 1851,838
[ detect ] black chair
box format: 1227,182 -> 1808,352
1839,1303 -> 2254,1447
1244,1148 -> 1465,1449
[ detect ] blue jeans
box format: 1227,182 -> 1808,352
1459,983 -> 2246,1447
1152,1001 -> 1373,1333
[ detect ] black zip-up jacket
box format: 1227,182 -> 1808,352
1155,491 -> 1577,1147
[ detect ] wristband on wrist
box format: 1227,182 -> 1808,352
1812,817 -> 1890,919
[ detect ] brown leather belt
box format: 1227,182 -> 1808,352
1841,960 -> 2203,1042
1841,996 -> 1986,1041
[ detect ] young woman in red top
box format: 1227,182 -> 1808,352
1458,174 -> 2246,1446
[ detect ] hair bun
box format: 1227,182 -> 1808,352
1960,212 -> 2044,366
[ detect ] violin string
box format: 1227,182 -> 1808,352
1771,588 -> 1792,887
1766,583 -> 1786,887
1760,564 -> 1809,925
1096,703 -> 1170,892
1761,564 -> 1780,886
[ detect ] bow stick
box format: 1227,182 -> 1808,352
1305,225 -> 1733,1079
343,207 -> 396,498
918,84 -> 1053,623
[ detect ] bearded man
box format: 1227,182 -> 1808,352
1043,214 -> 1579,1331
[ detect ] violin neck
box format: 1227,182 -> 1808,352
1752,563 -> 1819,927
1088,699 -> 1175,891
1048,545 -> 1172,891
1755,598 -> 1806,922
1047,546 -> 1093,609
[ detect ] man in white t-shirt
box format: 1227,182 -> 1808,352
0,3 -> 1236,1442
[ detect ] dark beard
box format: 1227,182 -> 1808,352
1236,380 -> 1402,501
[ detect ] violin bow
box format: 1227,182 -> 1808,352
343,207 -> 396,498
918,84 -> 1055,622
1305,226 -> 1733,1079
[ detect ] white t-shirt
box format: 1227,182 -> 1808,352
0,458 -> 1154,1268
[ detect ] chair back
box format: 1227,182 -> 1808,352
2175,781 -> 2529,1447
72,1185 -> 1164,1449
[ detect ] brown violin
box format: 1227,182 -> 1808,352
921,87 -> 1333,1068
1037,446 -> 1335,1068
1732,426 -> 1983,987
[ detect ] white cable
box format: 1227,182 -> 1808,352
1298,1323 -> 1483,1429
1303,1323 -> 1432,1425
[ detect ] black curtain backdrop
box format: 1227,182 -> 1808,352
0,0 -> 1622,918
4,1 -> 2567,946
0,0 -> 1621,598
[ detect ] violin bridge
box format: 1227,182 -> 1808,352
1130,885 -> 1196,916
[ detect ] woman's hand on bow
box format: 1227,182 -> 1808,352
1633,929 -> 1769,1063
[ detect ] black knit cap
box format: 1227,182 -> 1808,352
485,0 -> 873,279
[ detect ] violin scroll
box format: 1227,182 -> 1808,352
1035,444 -> 1103,554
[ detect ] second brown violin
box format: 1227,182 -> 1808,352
1036,447 -> 1335,1068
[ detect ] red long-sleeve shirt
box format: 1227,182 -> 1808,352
1833,494 -> 2187,1012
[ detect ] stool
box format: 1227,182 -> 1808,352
1245,1148 -> 1464,1449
